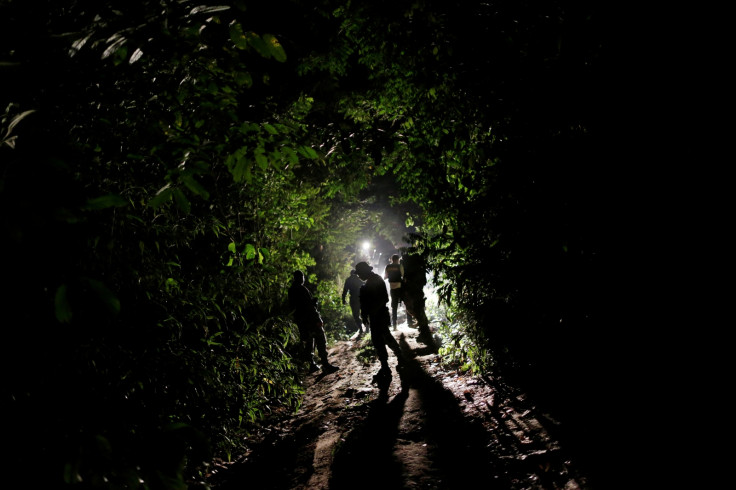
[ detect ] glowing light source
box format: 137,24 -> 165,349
362,241 -> 371,252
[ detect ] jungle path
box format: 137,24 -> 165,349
206,320 -> 592,489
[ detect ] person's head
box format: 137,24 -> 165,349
292,270 -> 305,284
350,269 -> 357,276
391,254 -> 399,263
354,261 -> 372,280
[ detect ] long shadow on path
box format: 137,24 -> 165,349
329,335 -> 504,490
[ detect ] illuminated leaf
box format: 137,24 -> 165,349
263,34 -> 287,62
244,243 -> 256,260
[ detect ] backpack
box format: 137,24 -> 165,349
386,263 -> 402,283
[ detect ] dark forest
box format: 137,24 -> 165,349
1,1 -> 657,488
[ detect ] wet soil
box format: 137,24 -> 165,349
204,321 -> 594,490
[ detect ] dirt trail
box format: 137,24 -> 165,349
206,320 -> 591,489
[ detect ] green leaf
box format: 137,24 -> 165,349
229,22 -> 248,49
228,242 -> 237,253
87,278 -> 121,315
282,146 -> 299,164
189,5 -> 231,15
243,163 -> 253,184
244,243 -> 256,260
54,284 -> 72,323
173,188 -> 191,214
181,175 -> 210,200
229,154 -> 248,182
298,146 -> 319,160
245,32 -> 271,58
263,34 -> 287,62
149,185 -> 173,208
234,71 -> 253,87
262,123 -> 278,135
255,152 -> 269,170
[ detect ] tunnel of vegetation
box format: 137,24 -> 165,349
1,0 -> 618,487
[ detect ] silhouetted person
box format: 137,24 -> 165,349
401,252 -> 433,345
383,254 -> 404,330
355,262 -> 404,382
288,270 -> 339,373
342,269 -> 366,335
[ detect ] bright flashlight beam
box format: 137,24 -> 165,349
362,241 -> 371,252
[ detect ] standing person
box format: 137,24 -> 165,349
401,252 -> 433,345
288,270 -> 339,373
355,261 -> 404,382
342,269 -> 366,335
383,254 -> 404,330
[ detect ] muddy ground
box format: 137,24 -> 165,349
201,311 -> 618,490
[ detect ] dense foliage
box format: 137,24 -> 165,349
1,0 -> 617,487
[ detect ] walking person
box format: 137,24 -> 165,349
288,270 -> 339,373
383,254 -> 404,330
355,262 -> 404,383
342,269 -> 366,335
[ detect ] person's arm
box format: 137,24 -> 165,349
342,279 -> 348,304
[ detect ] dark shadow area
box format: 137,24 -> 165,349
329,387 -> 409,489
398,336 -> 508,489
211,422 -> 320,490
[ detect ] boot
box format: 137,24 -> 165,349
417,325 -> 433,345
322,362 -> 339,373
321,356 -> 339,373
373,360 -> 392,382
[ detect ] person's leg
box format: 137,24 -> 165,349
368,313 -> 390,365
411,294 -> 433,344
383,329 -> 403,361
305,337 -> 319,371
350,300 -> 363,332
297,322 -> 315,368
400,287 -> 413,326
313,325 -> 339,372
371,310 -> 403,370
390,289 -> 399,329
403,290 -> 416,327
